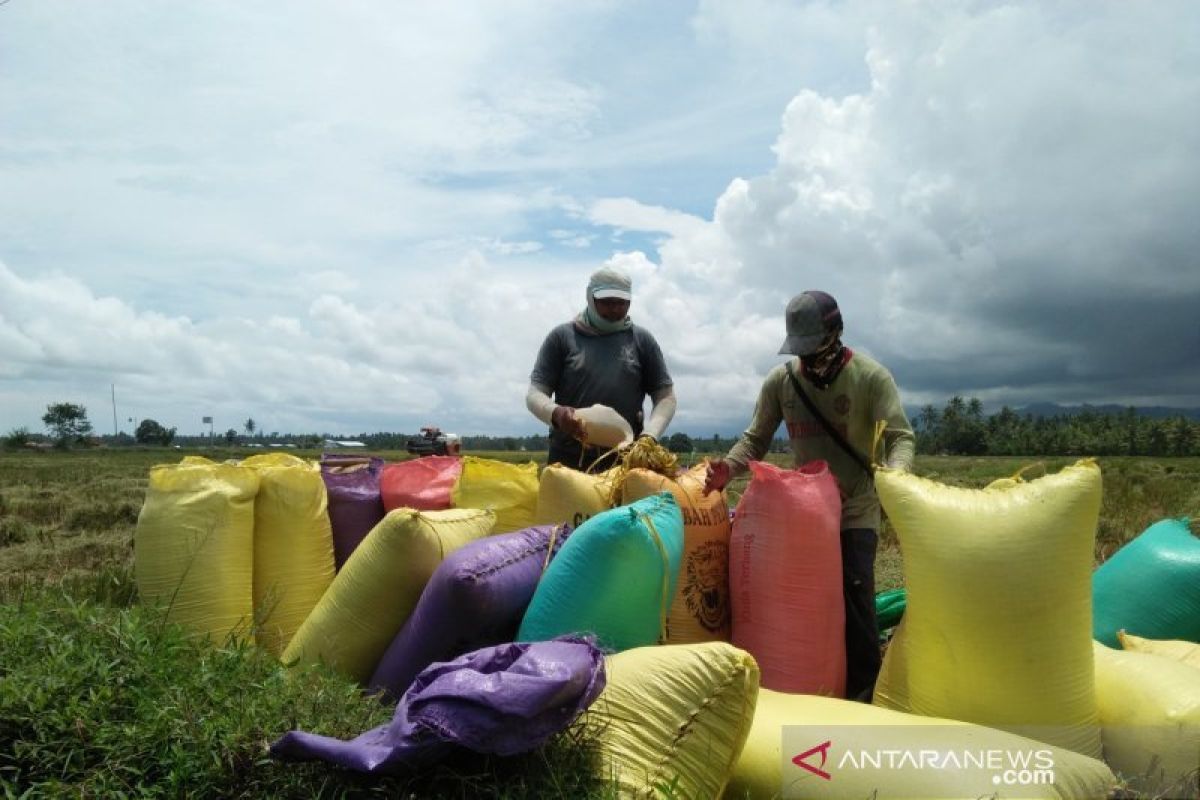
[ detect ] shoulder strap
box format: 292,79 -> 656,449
784,360 -> 873,476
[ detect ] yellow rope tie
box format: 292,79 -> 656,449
640,512 -> 672,645
541,524 -> 564,575
604,437 -> 680,506
1008,461 -> 1047,483
871,419 -> 889,469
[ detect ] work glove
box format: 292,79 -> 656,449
551,405 -> 586,441
703,458 -> 731,495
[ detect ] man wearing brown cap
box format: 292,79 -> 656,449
705,290 -> 915,700
526,266 -> 676,470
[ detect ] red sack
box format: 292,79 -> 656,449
730,460 -> 845,696
381,457 -> 462,512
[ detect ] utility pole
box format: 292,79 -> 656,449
111,384 -> 119,437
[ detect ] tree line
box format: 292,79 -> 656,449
8,399 -> 1199,457
915,397 -> 1199,456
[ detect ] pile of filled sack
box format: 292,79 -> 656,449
134,452 -> 1200,798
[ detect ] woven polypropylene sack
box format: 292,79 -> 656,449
281,507 -> 495,683
134,457 -> 258,643
320,456 -> 385,570
574,404 -> 633,449
1093,517 -> 1200,647
518,493 -> 683,651
533,464 -> 615,528
1118,630 -> 1200,669
730,460 -> 844,695
872,460 -> 1103,758
875,588 -> 907,632
621,464 -> 731,644
367,524 -> 571,700
244,453 -> 336,658
451,457 -> 539,534
579,643 -> 759,799
1094,641 -> 1200,795
380,456 -> 462,512
728,689 -> 1116,799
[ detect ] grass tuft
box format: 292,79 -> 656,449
0,586 -> 615,798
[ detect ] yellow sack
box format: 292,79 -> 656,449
134,457 -> 258,643
873,460 -> 1102,758
581,643 -> 758,798
728,689 -> 1116,799
621,465 -> 731,644
451,457 -> 538,534
1118,630 -> 1200,670
1093,641 -> 1200,795
243,453 -> 336,658
281,507 -> 494,683
533,464 -> 615,528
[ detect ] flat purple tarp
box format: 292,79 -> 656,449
270,637 -> 605,774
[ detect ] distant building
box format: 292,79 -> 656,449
323,439 -> 367,449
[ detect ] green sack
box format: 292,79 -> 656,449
1093,518 -> 1200,647
518,492 -> 683,651
875,587 -> 907,633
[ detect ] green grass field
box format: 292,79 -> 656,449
1,448 -> 1197,796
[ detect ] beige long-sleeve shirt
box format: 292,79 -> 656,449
725,352 -> 915,530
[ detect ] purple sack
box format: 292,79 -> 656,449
368,524 -> 571,700
271,636 -> 605,773
320,455 -> 385,570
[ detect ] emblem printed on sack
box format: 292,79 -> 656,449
833,394 -> 851,415
684,540 -> 730,632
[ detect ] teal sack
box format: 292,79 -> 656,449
1093,518 -> 1200,646
875,588 -> 906,633
518,492 -> 683,651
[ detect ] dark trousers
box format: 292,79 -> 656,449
841,528 -> 881,701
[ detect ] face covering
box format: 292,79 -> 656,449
800,330 -> 849,388
581,293 -> 632,334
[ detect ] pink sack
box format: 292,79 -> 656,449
380,457 -> 462,512
730,460 -> 845,696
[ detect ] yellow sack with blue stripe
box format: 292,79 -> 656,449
134,457 -> 258,644
451,456 -> 538,534
243,453 -> 336,658
872,460 -> 1102,758
281,507 -> 494,683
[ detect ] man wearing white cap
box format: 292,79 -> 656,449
705,290 -> 915,700
526,266 -> 676,470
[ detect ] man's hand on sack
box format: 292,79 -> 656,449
703,458 -> 731,495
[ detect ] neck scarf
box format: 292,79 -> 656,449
574,294 -> 632,336
801,341 -> 852,389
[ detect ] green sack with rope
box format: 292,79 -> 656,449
518,492 -> 684,652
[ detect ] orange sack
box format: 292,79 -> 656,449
621,464 -> 732,644
730,460 -> 844,696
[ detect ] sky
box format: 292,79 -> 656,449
2,0 -> 1198,438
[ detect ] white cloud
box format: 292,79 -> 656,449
1,1 -> 1198,440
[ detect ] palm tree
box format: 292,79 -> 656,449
244,418 -> 256,438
